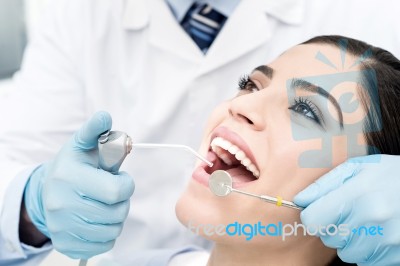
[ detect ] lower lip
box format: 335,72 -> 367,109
192,164 -> 211,188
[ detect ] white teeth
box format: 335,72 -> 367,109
248,165 -> 256,173
210,137 -> 260,178
235,151 -> 245,161
210,137 -> 221,147
211,139 -> 233,165
211,144 -> 218,152
228,145 -> 239,154
242,158 -> 251,167
220,139 -> 231,150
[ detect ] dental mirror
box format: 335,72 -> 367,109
209,170 -> 232,196
208,170 -> 304,210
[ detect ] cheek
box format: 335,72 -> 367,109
265,134 -> 356,200
260,128 -> 332,198
204,102 -> 229,131
260,126 -> 311,182
196,102 -> 230,158
176,181 -> 222,230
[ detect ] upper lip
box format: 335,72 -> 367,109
209,126 -> 259,171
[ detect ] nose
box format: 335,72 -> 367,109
228,94 -> 266,130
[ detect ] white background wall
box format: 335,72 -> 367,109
0,0 -> 48,93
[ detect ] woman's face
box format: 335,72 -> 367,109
176,43 -> 369,249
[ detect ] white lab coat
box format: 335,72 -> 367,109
0,0 -> 399,265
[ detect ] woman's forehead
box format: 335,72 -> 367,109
267,44 -> 361,78
252,44 -> 368,131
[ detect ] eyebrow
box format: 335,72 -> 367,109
253,65 -> 274,79
290,78 -> 344,129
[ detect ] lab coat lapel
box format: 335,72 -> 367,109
197,0 -> 271,75
150,0 -> 206,62
123,0 -> 204,63
122,0 -> 305,72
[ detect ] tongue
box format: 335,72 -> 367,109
226,165 -> 256,184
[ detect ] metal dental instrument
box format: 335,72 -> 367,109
209,170 -> 304,211
98,130 -> 213,172
132,143 -> 213,167
79,130 -> 213,266
98,130 -> 133,174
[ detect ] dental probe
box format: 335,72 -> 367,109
132,143 -> 213,167
79,130 -> 213,266
209,170 -> 304,211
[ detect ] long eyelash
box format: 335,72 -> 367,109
295,97 -> 318,114
238,74 -> 250,90
293,97 -> 322,125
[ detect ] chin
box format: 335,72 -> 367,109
175,187 -> 193,227
177,189 -> 289,245
175,179 -> 222,229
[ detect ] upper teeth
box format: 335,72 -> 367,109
210,137 -> 260,178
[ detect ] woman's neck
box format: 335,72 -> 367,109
207,238 -> 336,266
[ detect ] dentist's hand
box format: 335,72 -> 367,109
294,155 -> 400,266
23,111 -> 135,259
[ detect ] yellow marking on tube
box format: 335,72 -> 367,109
276,196 -> 283,207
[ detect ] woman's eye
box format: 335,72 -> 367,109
293,103 -> 315,119
238,75 -> 259,93
289,98 -> 322,125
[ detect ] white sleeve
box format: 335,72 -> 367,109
0,0 -> 89,262
0,166 -> 52,265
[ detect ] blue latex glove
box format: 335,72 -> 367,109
24,111 -> 135,259
294,155 -> 400,266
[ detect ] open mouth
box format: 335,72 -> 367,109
203,136 -> 260,187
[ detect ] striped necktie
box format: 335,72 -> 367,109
181,2 -> 227,53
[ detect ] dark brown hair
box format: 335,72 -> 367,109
303,35 -> 400,156
302,35 -> 400,265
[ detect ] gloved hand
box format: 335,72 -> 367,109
24,111 -> 135,259
294,155 -> 400,266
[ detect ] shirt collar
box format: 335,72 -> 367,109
122,0 -> 305,30
166,0 -> 305,25
166,0 -> 242,22
167,0 -> 193,22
